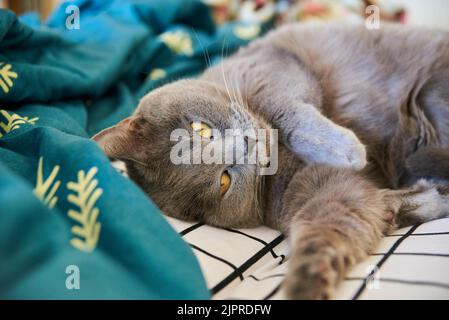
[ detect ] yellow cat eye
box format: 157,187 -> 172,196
220,171 -> 231,196
191,122 -> 212,139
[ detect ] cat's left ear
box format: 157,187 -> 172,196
91,116 -> 143,160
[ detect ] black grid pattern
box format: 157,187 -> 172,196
171,217 -> 449,300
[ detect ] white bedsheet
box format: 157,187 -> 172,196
167,216 -> 449,300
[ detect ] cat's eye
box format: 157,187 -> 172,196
220,171 -> 231,196
191,122 -> 212,139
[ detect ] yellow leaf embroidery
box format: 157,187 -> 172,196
0,62 -> 18,94
160,30 -> 194,56
33,157 -> 61,209
234,25 -> 261,40
67,167 -> 103,253
148,68 -> 167,81
0,110 -> 38,138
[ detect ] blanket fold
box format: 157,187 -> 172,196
0,0 -> 262,299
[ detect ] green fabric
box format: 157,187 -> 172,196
0,0 -> 262,299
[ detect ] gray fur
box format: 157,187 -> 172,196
93,23 -> 449,299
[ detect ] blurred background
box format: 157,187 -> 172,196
1,0 -> 449,30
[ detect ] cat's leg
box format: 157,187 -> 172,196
203,48 -> 367,170
248,55 -> 367,170
280,166 -> 390,299
386,179 -> 449,227
280,103 -> 367,170
280,167 -> 449,300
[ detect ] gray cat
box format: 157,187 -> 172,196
93,23 -> 449,299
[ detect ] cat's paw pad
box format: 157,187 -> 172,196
282,249 -> 340,300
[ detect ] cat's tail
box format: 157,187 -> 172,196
406,147 -> 449,180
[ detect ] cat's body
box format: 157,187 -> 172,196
204,23 -> 449,187
93,24 -> 449,299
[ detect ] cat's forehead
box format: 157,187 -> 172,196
139,80 -> 226,113
137,80 -> 259,130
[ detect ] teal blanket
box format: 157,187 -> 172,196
0,0 -> 262,299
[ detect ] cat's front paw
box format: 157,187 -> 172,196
332,128 -> 367,170
289,124 -> 367,170
282,248 -> 340,300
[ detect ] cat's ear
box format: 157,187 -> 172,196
91,116 -> 143,160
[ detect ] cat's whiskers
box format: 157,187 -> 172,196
223,39 -> 241,106
120,156 -> 151,169
191,28 -> 212,69
220,39 -> 238,105
237,87 -> 251,112
254,174 -> 264,223
243,75 -> 251,110
192,29 -> 225,99
233,85 -> 245,110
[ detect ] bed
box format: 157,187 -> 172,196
114,161 -> 449,300
1,0 -> 448,300
168,216 -> 449,299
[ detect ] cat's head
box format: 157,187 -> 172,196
93,79 -> 273,228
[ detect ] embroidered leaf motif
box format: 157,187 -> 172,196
160,30 -> 194,56
234,25 -> 261,40
148,68 -> 167,81
0,110 -> 38,138
33,157 -> 61,209
67,167 -> 103,252
0,62 -> 18,94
